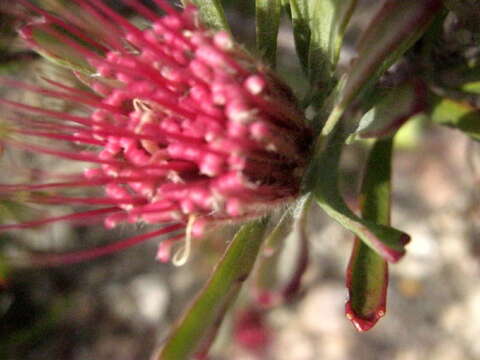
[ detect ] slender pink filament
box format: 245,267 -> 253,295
29,224 -> 183,266
0,207 -> 120,231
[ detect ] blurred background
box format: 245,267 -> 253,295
1,0 -> 480,359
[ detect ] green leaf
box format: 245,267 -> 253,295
288,0 -> 311,74
307,127 -> 409,263
157,219 -> 268,360
430,97 -> 480,140
346,138 -> 393,332
184,0 -> 230,31
256,0 -> 282,67
307,0 -> 357,87
289,0 -> 357,88
353,80 -> 425,139
323,0 -> 443,135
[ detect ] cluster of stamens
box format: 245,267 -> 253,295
0,0 -> 311,263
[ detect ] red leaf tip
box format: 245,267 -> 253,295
345,301 -> 386,332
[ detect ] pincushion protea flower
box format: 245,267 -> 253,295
0,0 -> 311,265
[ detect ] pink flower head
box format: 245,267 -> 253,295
0,0 -> 311,265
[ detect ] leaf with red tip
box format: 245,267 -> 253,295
346,137 -> 393,332
308,127 -> 409,263
354,80 -> 427,139
157,219 -> 268,360
183,0 -> 229,31
256,0 -> 282,67
323,0 -> 443,134
430,97 -> 480,141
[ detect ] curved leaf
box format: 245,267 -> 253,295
346,138 -> 393,332
306,127 -> 409,263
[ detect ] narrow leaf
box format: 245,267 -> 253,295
323,0 -> 443,135
307,127 -> 409,263
307,0 -> 357,86
430,97 -> 480,140
289,0 -> 357,88
288,0 -> 311,73
256,0 -> 282,67
346,138 -> 393,332
184,0 -> 230,31
157,219 -> 268,360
